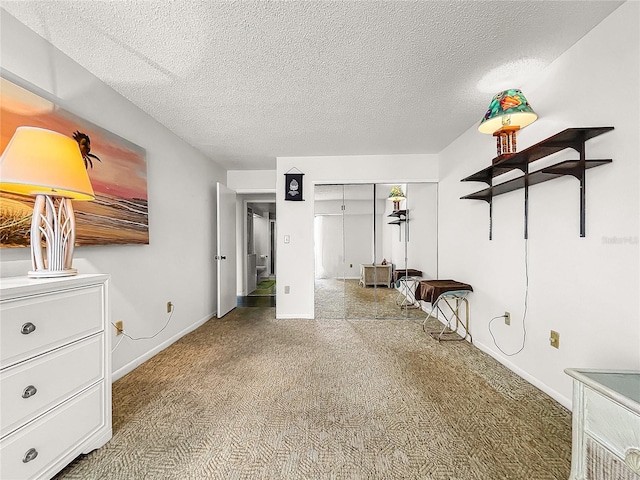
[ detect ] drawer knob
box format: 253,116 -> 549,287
22,448 -> 38,463
22,385 -> 38,399
21,322 -> 36,335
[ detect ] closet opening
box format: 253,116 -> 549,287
313,182 -> 437,320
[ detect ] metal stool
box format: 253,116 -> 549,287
395,276 -> 421,310
422,290 -> 472,342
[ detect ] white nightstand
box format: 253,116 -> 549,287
0,274 -> 112,480
565,368 -> 640,480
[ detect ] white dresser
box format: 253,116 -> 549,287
565,368 -> 640,480
0,274 -> 112,480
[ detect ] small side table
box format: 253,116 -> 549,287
395,277 -> 421,309
565,369 -> 640,480
392,269 -> 422,284
415,280 -> 473,342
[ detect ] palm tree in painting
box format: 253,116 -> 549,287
73,131 -> 102,169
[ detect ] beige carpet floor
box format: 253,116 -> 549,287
315,278 -> 427,320
55,307 -> 572,480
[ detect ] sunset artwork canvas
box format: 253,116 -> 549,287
0,77 -> 149,247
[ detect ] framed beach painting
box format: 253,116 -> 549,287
0,75 -> 149,247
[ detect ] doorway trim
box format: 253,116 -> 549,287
240,195 -> 276,297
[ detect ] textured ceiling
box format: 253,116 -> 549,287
1,1 -> 623,170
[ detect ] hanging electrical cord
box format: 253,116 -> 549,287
110,304 -> 175,350
111,333 -> 125,352
489,239 -> 529,356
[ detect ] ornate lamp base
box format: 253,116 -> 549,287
493,125 -> 520,158
28,268 -> 78,278
28,194 -> 78,278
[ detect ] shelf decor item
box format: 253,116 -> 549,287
285,167 -> 304,201
388,186 -> 405,211
0,127 -> 95,277
478,89 -> 538,159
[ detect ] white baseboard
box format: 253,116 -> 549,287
419,308 -> 572,409
473,340 -> 572,410
112,311 -> 215,382
111,308 -> 572,411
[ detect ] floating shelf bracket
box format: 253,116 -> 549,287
461,127 -> 613,239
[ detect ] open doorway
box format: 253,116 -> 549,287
237,198 -> 276,307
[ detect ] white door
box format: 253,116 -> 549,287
216,182 -> 237,318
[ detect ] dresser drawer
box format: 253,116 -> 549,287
0,335 -> 104,438
0,383 -> 106,480
0,285 -> 104,368
585,387 -> 640,462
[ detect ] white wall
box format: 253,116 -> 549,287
0,13 -> 226,379
276,154 -> 438,318
314,190 -> 378,280
387,183 -> 438,280
438,1 -> 639,407
315,215 -> 343,279
313,183 -> 438,281
228,169 -> 276,193
254,213 -> 269,266
314,213 -> 376,279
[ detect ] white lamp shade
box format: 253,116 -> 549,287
478,111 -> 538,134
0,126 -> 94,200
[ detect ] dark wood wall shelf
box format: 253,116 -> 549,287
388,209 -> 408,225
388,209 -> 408,241
461,127 -> 613,239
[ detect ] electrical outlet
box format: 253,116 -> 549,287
115,321 -> 124,336
167,301 -> 173,313
284,286 -> 290,294
550,330 -> 560,349
504,312 -> 511,326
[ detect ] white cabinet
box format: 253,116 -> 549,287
0,274 -> 111,480
359,264 -> 392,287
565,369 -> 640,480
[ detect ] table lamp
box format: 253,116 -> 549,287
478,88 -> 537,158
389,186 -> 405,211
0,126 -> 95,278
